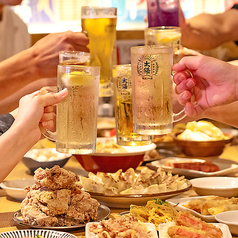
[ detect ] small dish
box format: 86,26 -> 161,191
173,133 -> 233,157
22,148 -> 71,175
146,157 -> 238,178
0,178 -> 35,200
13,204 -> 110,230
190,177 -> 238,197
0,229 -> 77,238
159,222 -> 232,238
86,222 -> 158,238
166,195 -> 217,222
215,210 -> 238,236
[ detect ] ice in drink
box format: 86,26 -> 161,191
131,45 -> 173,135
57,70 -> 100,154
144,27 -> 181,64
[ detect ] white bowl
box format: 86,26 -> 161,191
215,210 -> 238,235
190,177 -> 238,197
0,178 -> 35,200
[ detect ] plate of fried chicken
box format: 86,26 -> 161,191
13,165 -> 110,230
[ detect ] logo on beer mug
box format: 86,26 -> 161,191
117,76 -> 132,91
137,55 -> 158,80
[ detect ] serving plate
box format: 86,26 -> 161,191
88,182 -> 192,208
147,157 -> 238,178
13,205 -> 110,230
159,222 -> 232,238
86,222 -> 158,238
0,229 -> 77,238
166,195 -> 217,222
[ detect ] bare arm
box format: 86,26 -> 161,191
180,8 -> 238,50
0,31 -> 88,101
0,89 -> 68,182
0,78 -> 57,114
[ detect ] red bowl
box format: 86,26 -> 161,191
74,142 -> 156,173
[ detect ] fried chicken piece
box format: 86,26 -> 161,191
34,165 -> 80,190
21,166 -> 99,227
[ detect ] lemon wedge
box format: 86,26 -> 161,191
62,71 -> 93,87
156,32 -> 181,43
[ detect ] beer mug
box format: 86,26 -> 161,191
131,45 -> 185,135
81,6 -> 117,97
59,51 -> 90,65
113,64 -> 152,146
41,64 -> 100,154
144,26 -> 182,64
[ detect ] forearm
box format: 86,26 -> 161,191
0,122 -> 36,182
201,102 -> 238,128
181,10 -> 238,50
0,48 -> 40,101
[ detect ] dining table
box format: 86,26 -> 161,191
1,143 -> 238,237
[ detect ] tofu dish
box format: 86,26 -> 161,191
21,165 -> 99,227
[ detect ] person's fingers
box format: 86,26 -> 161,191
39,88 -> 68,108
172,55 -> 203,72
70,32 -> 90,51
44,105 -> 55,113
177,91 -> 191,105
41,120 -> 56,132
185,102 -> 205,118
175,78 -> 196,94
40,112 -> 56,122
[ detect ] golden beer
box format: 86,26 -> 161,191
81,6 -> 117,97
113,65 -> 152,145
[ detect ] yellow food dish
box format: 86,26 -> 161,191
177,121 -> 229,141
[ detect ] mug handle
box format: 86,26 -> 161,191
39,86 -> 58,142
173,109 -> 186,123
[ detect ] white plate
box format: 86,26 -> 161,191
86,222 -> 158,238
88,181 -> 192,209
13,205 -> 110,230
190,177 -> 238,197
159,222 -> 232,238
147,157 -> 238,178
0,229 -> 77,238
0,178 -> 35,200
166,195 -> 217,222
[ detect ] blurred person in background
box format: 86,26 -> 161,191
0,30 -> 89,134
0,0 -> 88,134
180,3 -> 238,51
0,0 -> 72,114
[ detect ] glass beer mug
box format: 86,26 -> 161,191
41,64 -> 100,154
131,45 -> 185,135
